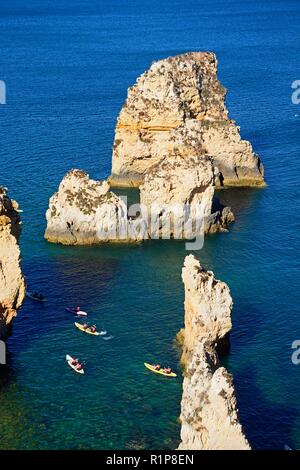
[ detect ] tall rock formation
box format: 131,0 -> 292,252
110,52 -> 264,188
45,168 -> 234,246
178,254 -> 250,450
140,154 -> 234,236
0,187 -> 25,340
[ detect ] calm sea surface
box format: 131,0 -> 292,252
0,0 -> 299,449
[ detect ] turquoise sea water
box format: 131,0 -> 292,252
0,0 -> 300,450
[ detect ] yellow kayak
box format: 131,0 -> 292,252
144,362 -> 177,377
74,322 -> 101,336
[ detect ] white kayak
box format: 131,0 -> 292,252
66,354 -> 84,374
26,292 -> 46,302
65,307 -> 88,317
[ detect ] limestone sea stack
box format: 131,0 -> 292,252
45,169 -> 145,245
0,187 -> 25,340
110,52 -> 264,188
178,255 -> 250,450
45,167 -> 234,246
140,154 -> 234,236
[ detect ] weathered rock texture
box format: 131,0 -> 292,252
45,169 -> 145,245
178,254 -> 250,450
110,52 -> 264,188
0,187 -> 25,340
140,154 -> 234,236
45,167 -> 234,246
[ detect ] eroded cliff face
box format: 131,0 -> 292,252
45,169 -> 145,245
140,154 -> 234,236
45,166 -> 234,246
178,254 -> 250,450
110,52 -> 264,188
0,188 -> 25,340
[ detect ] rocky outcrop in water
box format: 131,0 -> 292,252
45,169 -> 145,245
0,187 -> 25,340
178,255 -> 250,450
47,54 -> 268,246
45,167 -> 234,246
140,154 -> 234,237
110,52 -> 264,188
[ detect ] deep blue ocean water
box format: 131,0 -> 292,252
0,0 -> 300,449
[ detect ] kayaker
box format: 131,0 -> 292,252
154,364 -> 161,371
76,363 -> 83,371
163,367 -> 172,374
83,323 -> 88,330
76,306 -> 80,312
90,325 -> 97,333
72,358 -> 79,366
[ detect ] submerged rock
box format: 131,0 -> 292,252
110,52 -> 264,188
178,255 -> 250,450
0,187 -> 25,340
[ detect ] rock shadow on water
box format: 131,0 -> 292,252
217,187 -> 264,215
230,301 -> 266,348
233,367 -> 297,450
48,252 -> 120,300
8,253 -> 120,355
